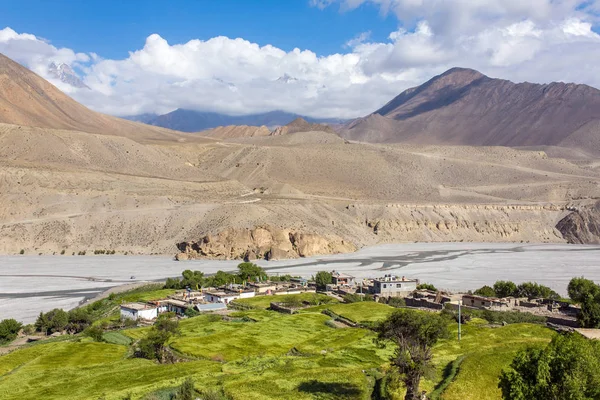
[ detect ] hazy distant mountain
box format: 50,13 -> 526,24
48,62 -> 89,89
127,109 -> 346,132
122,113 -> 159,124
0,53 -> 187,142
341,67 -> 600,154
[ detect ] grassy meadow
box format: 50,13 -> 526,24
0,294 -> 555,400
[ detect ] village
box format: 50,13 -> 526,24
120,270 -> 582,329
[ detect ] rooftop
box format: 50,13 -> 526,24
121,302 -> 157,311
375,275 -> 417,283
575,328 -> 600,340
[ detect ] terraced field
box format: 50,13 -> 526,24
0,295 -> 555,399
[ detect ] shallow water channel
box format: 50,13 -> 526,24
2,242 -> 600,323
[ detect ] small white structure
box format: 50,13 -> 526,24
204,290 -> 255,304
120,302 -> 159,321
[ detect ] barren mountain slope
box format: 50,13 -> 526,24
342,68 -> 600,155
2,122 -> 599,256
0,53 -> 195,143
199,125 -> 271,139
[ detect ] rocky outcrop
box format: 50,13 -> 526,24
556,202 -> 600,244
175,225 -> 356,261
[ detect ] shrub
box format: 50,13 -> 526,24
387,297 -> 406,308
474,285 -> 496,297
19,249 -> 24,255
417,283 -> 437,291
84,325 -> 104,342
0,319 -> 23,344
184,307 -> 200,318
60,249 -> 65,255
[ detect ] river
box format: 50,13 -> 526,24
2,242 -> 600,323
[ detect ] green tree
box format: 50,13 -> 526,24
207,270 -> 240,287
417,283 -> 437,291
137,329 -> 172,362
237,262 -> 267,282
181,270 -> 205,290
375,309 -> 448,400
155,312 -> 180,335
516,282 -> 560,300
35,308 -> 69,335
493,281 -> 518,298
315,271 -> 333,291
84,325 -> 104,342
499,333 -> 600,399
175,377 -> 196,400
474,285 -> 496,298
0,319 -> 23,344
568,277 -> 600,328
136,313 -> 180,363
164,277 -> 182,289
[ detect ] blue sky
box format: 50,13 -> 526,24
0,0 -> 398,58
1,0 -> 600,118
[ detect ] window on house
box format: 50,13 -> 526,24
396,284 -> 401,288
383,284 -> 387,288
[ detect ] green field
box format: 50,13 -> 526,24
302,301 -> 396,324
0,294 -> 555,400
231,292 -> 337,309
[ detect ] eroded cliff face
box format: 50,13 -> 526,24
556,202 -> 600,244
175,226 -> 356,261
174,204 -> 569,261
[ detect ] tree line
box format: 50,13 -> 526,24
164,263 -> 294,290
473,280 -> 560,300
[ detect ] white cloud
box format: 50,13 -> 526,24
1,0 -> 600,120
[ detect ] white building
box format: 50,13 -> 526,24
120,302 -> 160,321
204,290 -> 255,304
372,275 -> 418,298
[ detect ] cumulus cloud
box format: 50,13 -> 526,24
1,1 -> 600,119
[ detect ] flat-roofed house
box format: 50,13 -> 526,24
331,271 -> 355,286
372,275 -> 418,298
462,294 -> 510,310
164,299 -> 190,315
120,302 -> 159,321
204,290 -> 255,304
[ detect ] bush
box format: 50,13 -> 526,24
19,249 -> 24,255
387,297 -> 406,308
184,307 -> 200,318
0,319 -> 23,344
315,271 -> 333,291
60,249 -> 65,255
474,285 -> 496,297
417,283 -> 437,291
84,325 -> 104,342
35,308 -> 69,335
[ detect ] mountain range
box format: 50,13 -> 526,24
1,51 -> 599,257
124,109 -> 346,132
341,67 -> 600,155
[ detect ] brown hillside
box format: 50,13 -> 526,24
341,67 -> 600,154
0,53 -> 193,142
271,117 -> 336,136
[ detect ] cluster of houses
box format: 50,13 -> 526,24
120,277 -> 312,321
120,270 -> 581,328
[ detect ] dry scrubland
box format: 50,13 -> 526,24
1,123 -> 599,256
0,294 -> 555,400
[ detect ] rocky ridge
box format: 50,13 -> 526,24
556,201 -> 600,244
